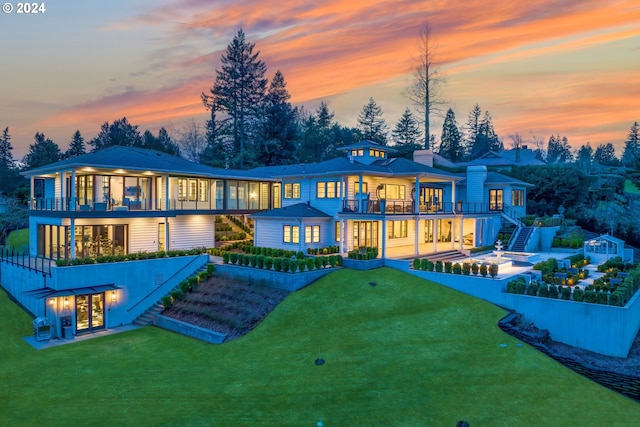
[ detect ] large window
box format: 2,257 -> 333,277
178,178 -> 188,201
378,184 -> 405,200
353,221 -> 378,249
387,220 -> 408,239
283,225 -> 300,244
316,181 -> 341,199
284,183 -> 300,199
37,224 -> 128,260
512,189 -> 524,207
198,180 -> 208,202
335,221 -> 341,242
354,181 -> 368,194
489,189 -> 504,210
305,225 -> 320,243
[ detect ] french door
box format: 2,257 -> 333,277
76,293 -> 105,334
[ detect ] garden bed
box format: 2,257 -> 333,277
162,275 -> 289,341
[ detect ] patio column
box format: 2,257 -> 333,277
164,174 -> 170,210
70,218 -> 76,259
381,219 -> 386,259
414,218 -> 419,256
414,176 -> 420,214
60,170 -> 66,211
451,179 -> 456,213
30,176 -> 35,209
69,169 -> 76,211
433,219 -> 438,253
459,217 -> 464,250
358,175 -> 364,213
339,219 -> 345,254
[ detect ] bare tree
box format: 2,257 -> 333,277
407,22 -> 445,150
508,133 -> 524,149
170,119 -> 207,163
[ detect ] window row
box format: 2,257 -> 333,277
317,181 -> 343,199
178,178 -> 209,202
283,225 -> 320,244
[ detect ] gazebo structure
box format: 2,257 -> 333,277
583,234 -> 633,264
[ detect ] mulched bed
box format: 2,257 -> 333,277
162,276 -> 289,341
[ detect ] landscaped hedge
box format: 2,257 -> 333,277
506,266 -> 640,307
347,247 -> 378,260
221,251 -> 342,272
411,257 -> 499,277
533,257 -> 589,286
55,248 -> 207,266
307,246 -> 340,255
162,263 -> 216,309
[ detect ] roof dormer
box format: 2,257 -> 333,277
339,140 -> 397,165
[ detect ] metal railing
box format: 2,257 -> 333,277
341,200 -> 514,216
0,246 -> 51,277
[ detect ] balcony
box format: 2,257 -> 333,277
341,199 -> 507,216
28,197 -> 232,214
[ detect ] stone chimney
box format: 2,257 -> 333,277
413,149 -> 434,168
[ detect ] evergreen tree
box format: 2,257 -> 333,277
204,29 -> 268,169
255,70 -> 299,166
0,127 -> 13,170
141,128 -> 179,155
298,102 -> 337,163
575,143 -> 593,174
201,90 -> 231,168
593,142 -> 619,166
357,97 -> 388,145
65,130 -> 86,159
23,132 -> 61,170
438,108 -> 463,162
468,110 -> 502,159
463,104 -> 482,159
391,108 -> 423,159
547,135 -> 572,163
89,117 -> 143,151
621,121 -> 640,167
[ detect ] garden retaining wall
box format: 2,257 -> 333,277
388,258 -> 640,358
155,314 -> 226,344
499,312 -> 640,402
214,263 -> 335,291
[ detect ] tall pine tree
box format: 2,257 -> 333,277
438,108 -> 463,162
89,117 -> 143,151
23,132 -> 61,170
255,70 -> 299,166
391,108 -> 423,159
357,97 -> 388,145
593,143 -> 618,166
204,29 -> 267,169
621,121 -> 640,167
65,130 -> 86,159
0,127 -> 13,170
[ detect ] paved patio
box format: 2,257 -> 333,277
24,324 -> 139,350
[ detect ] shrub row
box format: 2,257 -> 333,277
307,246 -> 340,255
597,256 -> 635,273
552,237 -> 583,249
225,215 -> 253,234
162,264 -> 216,309
412,258 -> 498,278
347,247 -> 378,260
55,248 -> 206,266
222,252 -> 342,272
216,232 -> 247,241
242,246 -> 299,258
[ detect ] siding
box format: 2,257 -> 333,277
168,215 -> 215,250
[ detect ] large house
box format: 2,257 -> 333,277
4,141 -> 532,339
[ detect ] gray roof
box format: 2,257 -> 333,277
22,146 -> 275,180
458,149 -> 545,167
251,155 -> 460,181
456,171 -> 534,187
251,202 -> 332,219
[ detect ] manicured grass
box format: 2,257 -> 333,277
1,268 -> 639,426
5,228 -> 29,253
624,179 -> 640,195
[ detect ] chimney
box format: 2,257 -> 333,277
413,149 -> 434,168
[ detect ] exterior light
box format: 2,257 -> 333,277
63,297 -> 69,309
49,298 -> 55,306
111,290 -> 117,303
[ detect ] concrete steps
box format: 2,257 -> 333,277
510,226 -> 532,252
421,250 -> 468,263
132,263 -> 211,326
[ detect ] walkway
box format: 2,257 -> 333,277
23,324 -> 140,350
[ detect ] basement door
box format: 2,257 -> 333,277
76,293 -> 105,334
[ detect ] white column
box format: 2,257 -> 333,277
70,218 -> 76,259
414,218 -> 419,256
381,220 -> 386,259
414,177 -> 420,214
164,174 -> 170,210
60,171 -> 66,210
459,217 -> 464,250
433,219 -> 438,253
339,220 -> 345,254
451,179 -> 456,213
358,175 -> 364,212
30,176 -> 35,209
70,169 -> 76,211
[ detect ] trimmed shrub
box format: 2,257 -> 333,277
298,259 -> 307,272
608,292 -> 622,306
435,260 -> 443,272
306,257 -> 315,271
161,295 -> 172,309
596,291 -> 609,305
273,258 -> 282,272
462,263 -> 471,275
229,253 -> 238,265
538,283 -> 549,298
479,264 -> 488,277
444,262 -> 452,273
488,263 -> 499,278
179,280 -> 191,294
471,263 -> 479,275
515,279 -> 527,294
289,260 -> 298,273
452,263 -> 462,274
206,264 -> 215,275
526,282 -> 539,296
281,258 -> 290,273
414,258 -> 422,270
296,251 -> 305,260
506,279 -> 518,294
256,255 -> 265,269
560,286 -> 571,300
315,256 -> 323,270
584,289 -> 597,303
265,257 -> 274,270
547,284 -> 558,299
572,287 -> 584,302
171,289 -> 183,301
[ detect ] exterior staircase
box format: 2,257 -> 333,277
422,250 -> 468,263
509,226 -> 532,252
132,263 -> 211,326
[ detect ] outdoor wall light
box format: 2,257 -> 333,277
63,297 -> 69,309
48,298 -> 55,306
111,290 -> 117,303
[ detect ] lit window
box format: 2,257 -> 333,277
317,182 -> 326,199
512,189 -> 524,207
387,220 -> 408,239
313,225 -> 320,243
327,182 -> 335,198
335,221 -> 341,242
354,182 -> 368,194
284,226 -> 291,243
284,183 -> 301,199
177,178 -> 188,201
305,226 -> 312,243
198,180 -> 208,202
292,226 -> 299,243
188,179 -> 197,201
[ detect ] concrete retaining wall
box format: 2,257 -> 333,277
155,314 -> 226,344
342,258 -> 384,270
214,263 -> 335,291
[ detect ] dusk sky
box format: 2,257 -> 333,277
1,0 -> 639,159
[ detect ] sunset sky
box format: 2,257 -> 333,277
1,0 -> 639,159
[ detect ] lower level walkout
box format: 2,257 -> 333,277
37,224 -> 128,259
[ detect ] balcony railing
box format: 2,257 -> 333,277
341,199 -> 511,215
28,197 -> 233,212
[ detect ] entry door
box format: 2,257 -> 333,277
158,223 -> 166,251
76,293 -> 105,333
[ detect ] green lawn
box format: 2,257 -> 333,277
1,268 -> 639,426
5,228 -> 29,253
624,179 -> 640,195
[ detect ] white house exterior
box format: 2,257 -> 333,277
3,141 -> 532,338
